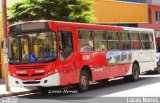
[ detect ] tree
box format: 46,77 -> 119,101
8,0 -> 95,24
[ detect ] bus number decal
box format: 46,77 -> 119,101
82,55 -> 91,61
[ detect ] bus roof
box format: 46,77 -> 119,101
9,20 -> 154,32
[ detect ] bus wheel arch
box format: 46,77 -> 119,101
77,65 -> 92,92
124,61 -> 140,82
81,65 -> 92,81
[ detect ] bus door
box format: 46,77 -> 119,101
58,27 -> 76,85
139,33 -> 154,71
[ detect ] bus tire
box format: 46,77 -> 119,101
131,63 -> 140,81
78,70 -> 89,92
124,63 -> 140,82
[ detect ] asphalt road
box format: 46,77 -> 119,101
1,73 -> 160,103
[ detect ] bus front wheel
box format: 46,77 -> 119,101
78,70 -> 89,92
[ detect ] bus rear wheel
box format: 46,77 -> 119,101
78,70 -> 89,92
124,63 -> 140,82
132,64 -> 140,81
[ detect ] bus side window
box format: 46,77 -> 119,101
94,30 -> 107,51
120,32 -> 131,50
140,32 -> 151,50
58,31 -> 73,61
78,29 -> 93,52
108,31 -> 119,50
130,32 -> 141,50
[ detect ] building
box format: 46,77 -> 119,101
118,0 -> 160,35
84,0 -> 160,36
84,0 -> 148,26
139,0 -> 160,5
138,4 -> 160,36
119,0 -> 160,4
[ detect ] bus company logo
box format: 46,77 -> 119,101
2,96 -> 18,103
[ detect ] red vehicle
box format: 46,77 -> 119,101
8,20 -> 157,92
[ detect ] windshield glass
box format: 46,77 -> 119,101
9,31 -> 57,64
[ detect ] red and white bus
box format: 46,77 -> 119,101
8,20 -> 157,91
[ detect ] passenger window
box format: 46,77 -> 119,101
108,31 -> 119,50
120,32 -> 131,50
94,30 -> 107,51
130,32 -> 141,50
78,29 -> 93,52
58,31 -> 73,61
140,33 -> 150,49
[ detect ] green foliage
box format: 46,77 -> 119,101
8,0 -> 95,24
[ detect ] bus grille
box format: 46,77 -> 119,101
15,65 -> 46,77
18,73 -> 44,77
15,65 -> 45,70
23,81 -> 40,84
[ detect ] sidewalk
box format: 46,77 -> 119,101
0,79 -> 38,98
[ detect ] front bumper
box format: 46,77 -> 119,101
9,73 -> 60,87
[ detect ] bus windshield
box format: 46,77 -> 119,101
8,31 -> 57,64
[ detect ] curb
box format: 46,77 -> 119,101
0,90 -> 38,98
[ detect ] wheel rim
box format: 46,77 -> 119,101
80,75 -> 88,88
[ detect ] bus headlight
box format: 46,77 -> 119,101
35,70 -> 45,73
13,73 -> 15,77
47,72 -> 51,75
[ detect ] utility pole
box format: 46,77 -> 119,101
2,0 -> 10,91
